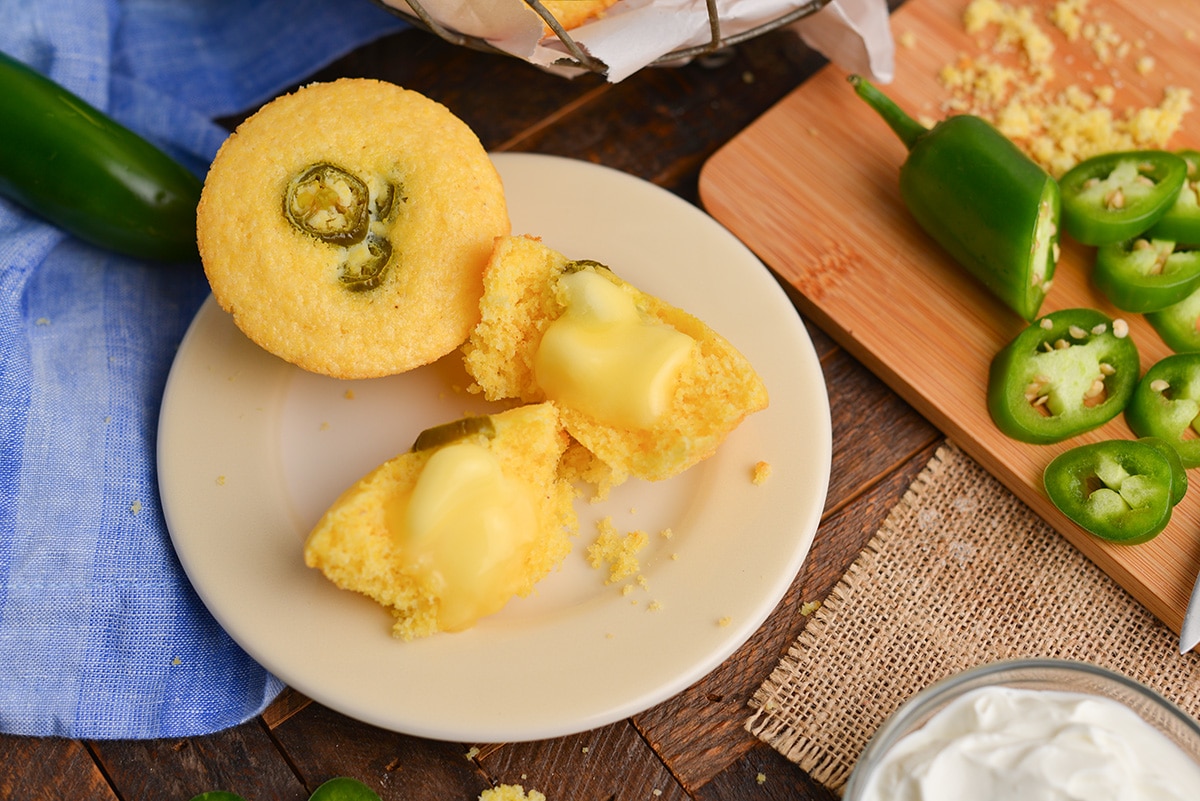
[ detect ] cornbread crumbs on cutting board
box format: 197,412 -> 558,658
937,0 -> 1194,177
479,785 -> 546,801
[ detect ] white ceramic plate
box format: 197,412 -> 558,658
159,152 -> 831,742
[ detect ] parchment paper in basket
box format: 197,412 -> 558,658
380,0 -> 894,84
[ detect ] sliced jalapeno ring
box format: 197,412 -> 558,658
338,234 -> 391,292
411,415 -> 496,452
1043,439 -> 1175,545
1147,149 -> 1200,244
563,258 -> 612,275
1146,284 -> 1200,353
1093,237 -> 1200,313
1059,150 -> 1187,246
1125,352 -> 1200,468
284,162 -> 370,245
987,308 -> 1139,444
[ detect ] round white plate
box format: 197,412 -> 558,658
159,152 -> 831,742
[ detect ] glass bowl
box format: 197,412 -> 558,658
843,658 -> 1200,800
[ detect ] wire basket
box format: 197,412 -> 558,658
373,0 -> 832,75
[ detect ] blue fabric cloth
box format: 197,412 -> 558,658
0,0 -> 406,739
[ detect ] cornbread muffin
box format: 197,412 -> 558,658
197,78 -> 509,379
463,235 -> 769,484
540,0 -> 619,33
304,403 -> 576,639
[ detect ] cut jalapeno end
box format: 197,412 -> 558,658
1059,150 -> 1187,246
284,162 -> 370,245
411,415 -> 496,452
987,308 -> 1139,444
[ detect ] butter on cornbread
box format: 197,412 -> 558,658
303,403 -> 577,639
197,78 -> 509,379
462,234 -> 769,485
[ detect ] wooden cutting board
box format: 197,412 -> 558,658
700,0 -> 1200,636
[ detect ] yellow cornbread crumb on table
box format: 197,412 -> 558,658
303,403 -> 577,640
942,0 -> 1194,177
479,785 -> 547,801
463,234 -> 769,485
197,78 -> 509,379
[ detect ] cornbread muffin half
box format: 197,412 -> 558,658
463,235 -> 769,484
304,403 -> 576,639
197,78 -> 509,379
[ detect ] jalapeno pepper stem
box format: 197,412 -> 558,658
848,74 -> 926,151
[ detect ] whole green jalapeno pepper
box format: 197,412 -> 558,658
0,49 -> 202,262
1058,150 -> 1187,247
1043,438 -> 1178,545
849,75 -> 1061,322
988,308 -> 1138,444
1092,236 -> 1200,313
1146,149 -> 1200,243
1125,352 -> 1200,467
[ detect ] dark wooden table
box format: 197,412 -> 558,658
1,10 -> 946,800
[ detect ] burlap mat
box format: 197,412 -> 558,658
747,441 -> 1200,793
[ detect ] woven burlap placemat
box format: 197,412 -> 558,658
747,441 -> 1200,793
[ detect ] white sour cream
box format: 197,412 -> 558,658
858,685 -> 1200,801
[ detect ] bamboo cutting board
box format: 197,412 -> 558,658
700,0 -> 1200,636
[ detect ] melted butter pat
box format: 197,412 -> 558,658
389,442 -> 537,632
534,270 -> 695,429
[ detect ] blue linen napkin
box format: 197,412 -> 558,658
0,0 -> 406,739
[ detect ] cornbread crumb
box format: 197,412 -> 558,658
752,460 -> 772,485
718,615 -> 733,627
344,389 -> 355,400
756,772 -> 767,785
466,746 -> 481,760
130,500 -> 142,515
479,785 -> 546,801
899,30 -> 917,49
216,475 -> 226,486
800,600 -> 822,616
939,0 -> 1194,176
587,517 -> 648,584
648,600 -> 663,612
660,528 -> 673,540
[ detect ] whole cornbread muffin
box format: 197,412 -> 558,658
197,78 -> 509,379
463,234 -> 769,484
304,402 -> 577,639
